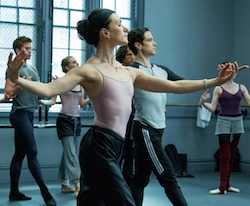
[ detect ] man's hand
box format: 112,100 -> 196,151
0,93 -> 11,103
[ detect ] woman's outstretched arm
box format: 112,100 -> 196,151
7,51 -> 87,98
132,63 -> 248,94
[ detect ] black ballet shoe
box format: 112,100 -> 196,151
9,192 -> 32,201
44,197 -> 57,206
41,186 -> 56,206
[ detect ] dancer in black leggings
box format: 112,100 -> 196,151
4,36 -> 56,206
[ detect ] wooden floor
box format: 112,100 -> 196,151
0,171 -> 249,206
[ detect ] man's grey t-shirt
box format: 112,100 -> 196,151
6,64 -> 40,112
131,62 -> 184,129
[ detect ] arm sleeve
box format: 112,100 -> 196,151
158,65 -> 184,81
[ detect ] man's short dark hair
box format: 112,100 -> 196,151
116,45 -> 128,63
128,28 -> 149,55
13,36 -> 32,54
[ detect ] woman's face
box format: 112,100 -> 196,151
66,57 -> 79,72
107,13 -> 128,46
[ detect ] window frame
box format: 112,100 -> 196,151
0,0 -> 144,113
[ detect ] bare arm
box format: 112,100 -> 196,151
131,63 -> 237,94
200,87 -> 221,112
79,87 -> 91,108
241,84 -> 250,106
7,51 -> 89,98
39,95 -> 57,106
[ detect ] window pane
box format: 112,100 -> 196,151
122,19 -> 131,31
19,25 -> 36,47
0,8 -> 17,22
1,0 -> 16,6
53,27 -> 69,49
19,9 -> 35,24
18,0 -> 35,8
69,1 -> 85,10
53,9 -> 68,26
103,0 -> 115,10
69,50 -> 84,65
116,0 -> 130,18
53,0 -> 68,8
70,11 -> 84,27
70,29 -> 83,50
52,49 -> 68,78
0,24 -> 18,48
0,49 -> 11,88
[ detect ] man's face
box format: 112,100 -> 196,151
141,31 -> 157,57
16,42 -> 31,59
123,49 -> 135,66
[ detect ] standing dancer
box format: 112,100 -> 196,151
200,61 -> 250,195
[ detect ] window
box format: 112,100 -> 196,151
101,0 -> 139,53
0,0 -> 43,111
102,0 -> 135,31
0,0 -> 142,112
51,0 -> 87,79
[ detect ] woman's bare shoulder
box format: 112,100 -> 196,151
125,66 -> 145,81
213,86 -> 222,95
240,84 -> 247,92
74,61 -> 100,79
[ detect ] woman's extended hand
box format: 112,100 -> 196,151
217,62 -> 248,85
217,61 -> 248,72
200,91 -> 210,104
7,50 -> 28,83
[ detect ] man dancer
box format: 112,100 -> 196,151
128,28 -> 188,206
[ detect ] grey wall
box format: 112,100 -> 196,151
1,0 -> 250,184
144,0 -> 250,171
144,0 -> 238,104
234,0 -> 250,86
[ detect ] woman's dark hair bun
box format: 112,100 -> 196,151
77,9 -> 115,47
77,19 -> 99,46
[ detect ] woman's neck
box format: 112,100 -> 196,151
95,43 -> 115,63
223,79 -> 235,86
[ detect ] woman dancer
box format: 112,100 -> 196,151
200,61 -> 250,195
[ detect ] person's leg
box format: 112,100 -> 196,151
78,127 -> 135,206
218,134 -> 231,193
11,110 -> 56,205
130,121 -> 153,206
227,134 -> 240,191
61,136 -> 81,195
132,121 -> 187,206
122,114 -> 135,186
152,143 -> 187,205
58,151 -> 75,193
74,135 -> 82,195
9,110 -> 31,200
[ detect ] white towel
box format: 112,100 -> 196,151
197,104 -> 212,128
